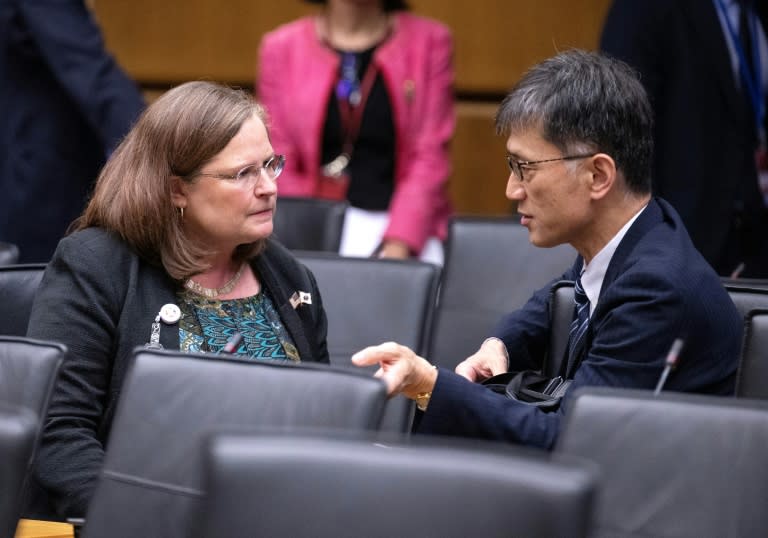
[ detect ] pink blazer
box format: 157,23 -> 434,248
257,13 -> 455,253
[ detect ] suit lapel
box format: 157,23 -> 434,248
565,200 -> 665,370
253,255 -> 313,362
600,198 -> 665,304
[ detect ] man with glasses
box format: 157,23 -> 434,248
352,50 -> 741,448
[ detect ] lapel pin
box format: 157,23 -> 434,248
290,291 -> 313,309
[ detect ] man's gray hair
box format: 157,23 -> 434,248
495,49 -> 653,194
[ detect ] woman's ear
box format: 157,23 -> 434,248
169,175 -> 188,209
587,153 -> 617,200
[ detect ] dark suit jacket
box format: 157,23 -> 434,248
418,198 -> 741,449
0,0 -> 144,263
27,228 -> 330,516
600,0 -> 768,276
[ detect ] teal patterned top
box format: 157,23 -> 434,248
178,290 -> 299,361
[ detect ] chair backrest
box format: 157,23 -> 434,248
721,277 -> 768,290
723,283 -> 768,321
272,196 -> 347,252
737,309 -> 768,399
0,242 -> 20,265
0,403 -> 37,538
428,217 -> 576,370
297,253 -> 440,432
0,337 -> 65,431
0,264 -> 46,336
544,281 -> 575,378
82,349 -> 387,538
297,253 -> 440,363
0,337 -> 66,519
557,388 -> 768,538
200,434 -> 597,538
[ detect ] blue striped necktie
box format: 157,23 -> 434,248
567,275 -> 591,364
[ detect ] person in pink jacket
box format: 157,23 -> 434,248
257,0 -> 454,264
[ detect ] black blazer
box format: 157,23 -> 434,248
27,228 -> 329,516
0,0 -> 144,262
418,199 -> 741,449
600,0 -> 768,274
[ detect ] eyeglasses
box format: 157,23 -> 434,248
195,154 -> 286,188
506,153 -> 595,182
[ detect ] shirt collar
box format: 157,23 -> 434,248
580,204 -> 648,315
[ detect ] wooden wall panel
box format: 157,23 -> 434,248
411,0 -> 613,93
91,2 -> 317,85
93,0 -> 612,93
450,103 -> 514,216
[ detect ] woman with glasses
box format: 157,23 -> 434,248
257,0 -> 454,264
26,81 -> 330,518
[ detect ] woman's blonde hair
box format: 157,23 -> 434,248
74,81 -> 269,281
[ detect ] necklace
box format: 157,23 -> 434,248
184,263 -> 246,299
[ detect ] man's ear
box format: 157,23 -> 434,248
169,175 -> 188,209
587,153 -> 617,200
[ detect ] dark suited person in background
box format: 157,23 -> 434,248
353,50 -> 741,449
601,0 -> 768,278
0,0 -> 144,263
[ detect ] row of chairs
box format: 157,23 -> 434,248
0,215 -> 575,367
5,341 -> 768,537
4,212 -> 768,535
2,222 -> 768,382
2,224 -> 768,422
1,335 -> 768,534
200,389 -> 768,538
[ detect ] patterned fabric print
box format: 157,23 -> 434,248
178,291 -> 300,361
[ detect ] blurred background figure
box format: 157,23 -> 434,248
257,0 -> 454,264
0,0 -> 145,263
600,0 -> 768,278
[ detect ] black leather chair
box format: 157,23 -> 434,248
297,253 -> 440,364
544,281 -> 575,378
82,349 -> 387,538
737,309 -> 768,399
722,277 -> 768,290
0,263 -> 46,336
297,253 -> 441,431
272,196 -> 347,252
0,403 -> 38,538
0,337 -> 66,519
0,337 -> 65,434
199,434 -> 597,538
428,217 -> 576,370
0,242 -> 20,265
724,283 -> 768,321
557,388 -> 768,538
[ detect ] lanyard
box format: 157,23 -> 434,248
715,0 -> 765,139
336,54 -> 378,156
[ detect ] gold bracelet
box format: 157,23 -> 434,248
415,391 -> 432,412
415,365 -> 438,411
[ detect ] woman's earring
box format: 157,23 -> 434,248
180,207 -> 184,219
